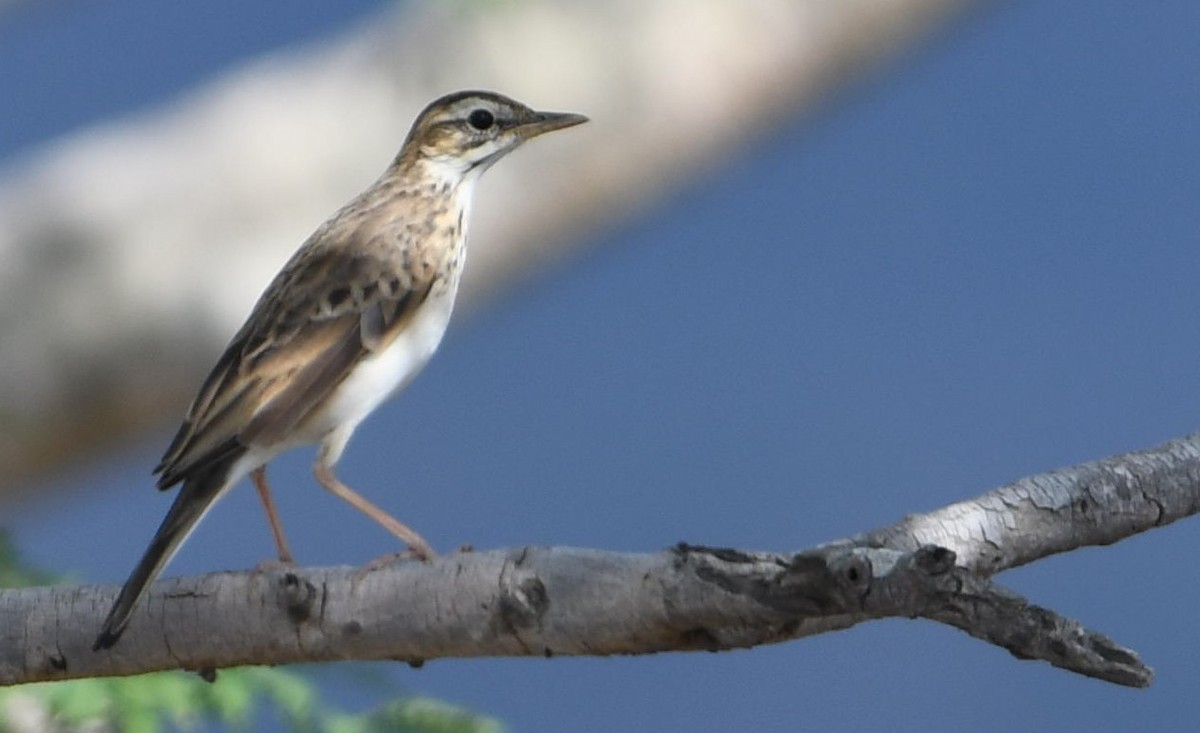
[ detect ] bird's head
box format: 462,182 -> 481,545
398,90 -> 587,177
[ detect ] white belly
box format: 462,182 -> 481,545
307,287 -> 457,445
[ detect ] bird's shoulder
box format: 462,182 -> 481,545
244,188 -> 458,350
155,195 -> 450,485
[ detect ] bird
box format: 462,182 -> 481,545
93,90 -> 587,650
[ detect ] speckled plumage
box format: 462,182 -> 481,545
155,174 -> 465,482
95,91 -> 587,650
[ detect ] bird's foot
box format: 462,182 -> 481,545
353,546 -> 433,579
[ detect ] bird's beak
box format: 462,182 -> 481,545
516,111 -> 589,139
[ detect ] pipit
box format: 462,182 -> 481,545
94,90 -> 587,650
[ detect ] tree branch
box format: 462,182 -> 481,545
8,432 -> 1196,687
845,431 -> 1200,574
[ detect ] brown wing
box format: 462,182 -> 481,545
154,241 -> 434,490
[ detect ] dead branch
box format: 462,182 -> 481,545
7,431 -> 1195,688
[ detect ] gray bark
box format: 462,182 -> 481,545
6,431 -> 1191,688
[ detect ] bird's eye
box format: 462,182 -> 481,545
467,109 -> 495,131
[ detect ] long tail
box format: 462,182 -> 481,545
93,461 -> 235,650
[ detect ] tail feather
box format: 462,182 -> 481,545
93,460 -> 236,651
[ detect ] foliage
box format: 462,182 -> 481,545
0,531 -> 503,733
0,533 -> 56,589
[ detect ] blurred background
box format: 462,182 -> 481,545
3,0 -> 1200,731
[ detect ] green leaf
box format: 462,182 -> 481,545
0,529 -> 58,588
365,697 -> 506,733
201,668 -> 256,725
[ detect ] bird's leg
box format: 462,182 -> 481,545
251,466 -> 295,564
313,461 -> 435,561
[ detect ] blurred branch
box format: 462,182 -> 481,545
0,0 -> 974,493
6,431 -> 1192,688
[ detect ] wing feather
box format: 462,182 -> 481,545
155,236 -> 436,489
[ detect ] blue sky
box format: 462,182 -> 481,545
5,2 -> 1200,732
